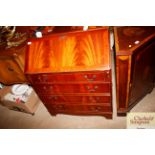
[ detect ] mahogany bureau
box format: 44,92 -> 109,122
25,27 -> 113,119
114,26 -> 155,115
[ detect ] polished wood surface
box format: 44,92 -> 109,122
116,56 -> 131,112
26,70 -> 113,118
25,27 -> 112,119
25,28 -> 110,73
0,44 -> 28,84
32,83 -> 111,94
115,26 -> 155,54
129,40 -> 155,107
115,26 -> 155,115
39,95 -> 111,104
0,26 -> 35,84
28,70 -> 111,83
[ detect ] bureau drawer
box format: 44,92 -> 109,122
39,95 -> 111,104
33,83 -> 111,94
45,104 -> 112,113
28,70 -> 111,83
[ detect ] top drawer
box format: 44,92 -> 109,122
27,70 -> 111,84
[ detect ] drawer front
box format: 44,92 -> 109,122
28,70 -> 111,83
0,57 -> 27,84
45,104 -> 112,113
39,95 -> 111,104
33,83 -> 111,94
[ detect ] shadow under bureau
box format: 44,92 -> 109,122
25,27 -> 113,119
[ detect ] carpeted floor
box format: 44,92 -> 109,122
0,88 -> 155,129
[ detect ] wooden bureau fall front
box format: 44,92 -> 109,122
25,28 -> 113,118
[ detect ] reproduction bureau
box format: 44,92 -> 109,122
114,26 -> 155,115
25,27 -> 113,119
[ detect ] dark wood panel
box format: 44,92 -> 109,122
129,40 -> 155,106
114,26 -> 155,52
115,26 -> 155,115
116,56 -> 131,113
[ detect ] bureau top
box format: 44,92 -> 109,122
25,28 -> 111,74
114,26 -> 155,55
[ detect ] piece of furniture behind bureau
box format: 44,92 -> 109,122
0,44 -> 28,85
0,26 -> 37,85
114,26 -> 155,116
25,27 -> 113,119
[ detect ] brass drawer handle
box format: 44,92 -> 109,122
56,104 -> 65,110
86,85 -> 98,92
89,96 -> 100,103
95,106 -> 102,111
84,75 -> 96,81
48,96 -> 58,100
106,71 -> 110,78
96,97 -> 100,100
37,75 -> 48,82
49,86 -> 53,89
53,96 -> 58,100
8,67 -> 14,72
43,86 -> 47,90
106,71 -> 109,74
43,86 -> 53,90
37,76 -> 41,82
89,106 -> 102,111
88,96 -> 93,101
42,75 -> 48,82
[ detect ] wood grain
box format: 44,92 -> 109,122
25,29 -> 110,73
0,45 -> 27,84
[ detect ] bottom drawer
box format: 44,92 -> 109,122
45,104 -> 112,113
39,95 -> 111,104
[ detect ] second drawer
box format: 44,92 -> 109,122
33,83 -> 111,94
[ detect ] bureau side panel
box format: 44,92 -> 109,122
116,56 -> 131,115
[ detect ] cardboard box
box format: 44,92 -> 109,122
0,86 -> 40,115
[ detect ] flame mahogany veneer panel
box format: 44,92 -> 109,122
25,29 -> 110,73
